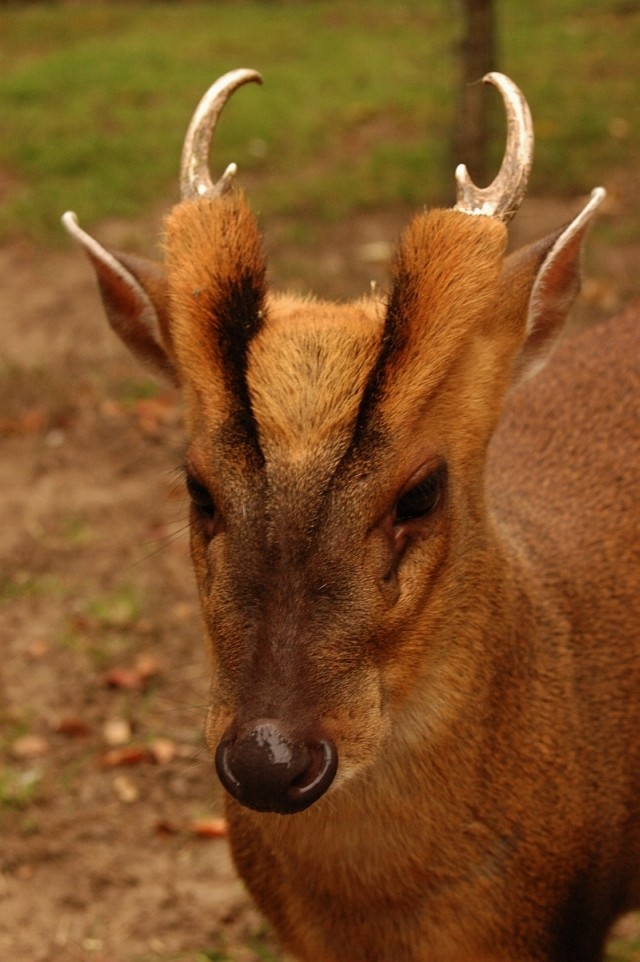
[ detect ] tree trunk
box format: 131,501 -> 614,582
452,0 -> 497,192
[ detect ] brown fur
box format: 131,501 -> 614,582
164,193 -> 267,450
69,187 -> 640,962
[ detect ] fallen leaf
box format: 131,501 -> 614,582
112,775 -> 139,803
0,406 -> 47,437
135,653 -> 159,680
102,719 -> 132,746
187,817 -> 228,839
11,735 -> 49,759
69,613 -> 97,634
149,738 -> 177,765
55,716 -> 91,738
103,668 -> 143,690
99,399 -> 126,419
154,819 -> 180,838
103,655 -> 159,690
133,394 -> 179,435
99,746 -> 151,768
26,641 -> 49,660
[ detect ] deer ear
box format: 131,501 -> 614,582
502,187 -> 606,384
62,212 -> 179,384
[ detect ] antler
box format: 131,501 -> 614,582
180,68 -> 263,200
454,72 -> 534,223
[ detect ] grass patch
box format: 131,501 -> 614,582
0,571 -> 63,605
246,928 -> 283,962
1,0 -> 638,246
608,930 -> 640,962
118,377 -> 163,405
0,1 -> 456,242
60,583 -> 144,666
0,767 -> 43,810
178,925 -> 282,962
62,514 -> 95,546
501,0 -> 640,195
86,584 -> 140,630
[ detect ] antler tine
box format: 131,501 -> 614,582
180,68 -> 263,200
454,72 -> 534,223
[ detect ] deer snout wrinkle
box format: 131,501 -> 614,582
215,721 -> 338,814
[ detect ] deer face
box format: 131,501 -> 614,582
187,300 -> 390,813
63,70 -> 604,814
161,192 -> 513,813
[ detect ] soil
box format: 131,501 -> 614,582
1,193 -> 639,962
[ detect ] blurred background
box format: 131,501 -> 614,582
1,2 -> 639,961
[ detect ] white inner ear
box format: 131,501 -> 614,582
62,211 -> 159,326
525,187 -> 606,338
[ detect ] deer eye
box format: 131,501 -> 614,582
394,464 -> 447,525
186,474 -> 218,534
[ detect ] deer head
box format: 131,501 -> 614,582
64,71 -> 604,815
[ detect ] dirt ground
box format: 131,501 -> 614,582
1,189 -> 639,961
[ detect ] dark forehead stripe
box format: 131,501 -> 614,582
213,265 -> 267,467
355,277 -> 411,434
345,250 -> 418,462
166,193 -> 268,468
325,277 -> 412,494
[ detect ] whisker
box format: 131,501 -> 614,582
129,526 -> 191,567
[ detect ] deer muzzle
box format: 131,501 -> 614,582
215,720 -> 338,814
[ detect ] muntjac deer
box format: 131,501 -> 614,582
64,70 -> 640,962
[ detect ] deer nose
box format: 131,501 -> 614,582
215,720 -> 338,814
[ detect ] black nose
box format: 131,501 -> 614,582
215,720 -> 338,814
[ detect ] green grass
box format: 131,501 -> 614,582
136,925 -> 283,962
119,377 -> 163,405
606,915 -> 640,962
608,929 -> 640,962
0,1 -> 456,241
501,0 -> 640,196
86,584 -> 140,629
0,767 -> 43,810
58,583 -> 144,666
1,0 -> 638,245
0,571 -> 63,605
